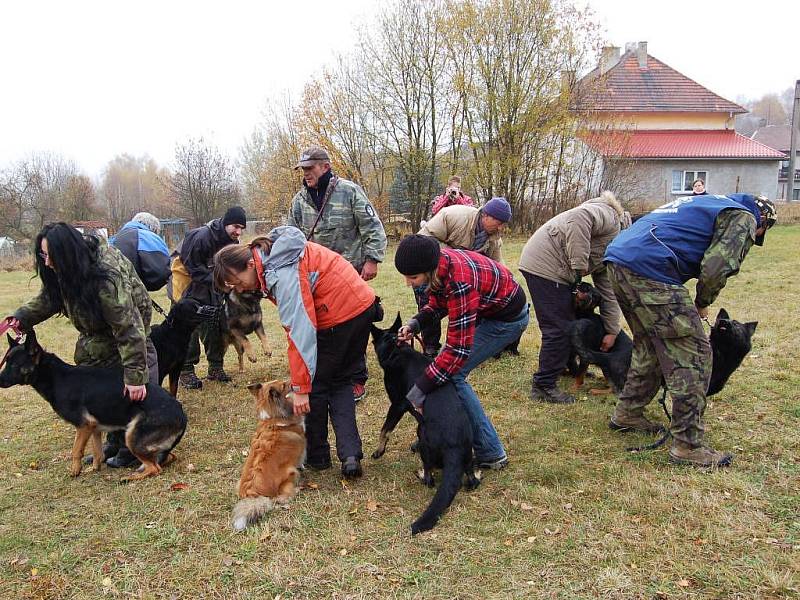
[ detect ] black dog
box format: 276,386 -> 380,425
707,308 -> 757,396
371,314 -> 480,535
566,282 -> 633,393
0,330 -> 187,481
221,290 -> 271,373
150,298 -> 218,397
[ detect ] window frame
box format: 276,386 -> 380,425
671,170 -> 708,194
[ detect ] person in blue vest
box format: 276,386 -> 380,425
604,194 -> 777,467
110,212 -> 171,291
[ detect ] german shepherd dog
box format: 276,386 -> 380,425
222,290 -> 271,373
0,330 -> 187,481
150,298 -> 218,397
371,315 -> 480,535
567,283 -> 633,394
707,308 -> 757,396
231,380 -> 306,531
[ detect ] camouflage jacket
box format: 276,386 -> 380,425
288,175 -> 386,268
14,239 -> 153,385
695,209 -> 756,308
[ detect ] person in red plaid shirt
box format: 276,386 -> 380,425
395,235 -> 529,470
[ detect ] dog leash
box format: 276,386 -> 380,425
152,299 -> 168,319
0,317 -> 25,370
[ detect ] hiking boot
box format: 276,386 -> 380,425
342,456 -> 363,479
353,383 -> 366,403
530,382 -> 576,404
477,455 -> 509,470
207,368 -> 232,383
179,372 -> 203,390
669,443 -> 733,468
608,409 -> 664,435
106,447 -> 141,469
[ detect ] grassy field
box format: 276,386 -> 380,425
0,228 -> 798,600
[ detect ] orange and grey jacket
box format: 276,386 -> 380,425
255,226 -> 375,394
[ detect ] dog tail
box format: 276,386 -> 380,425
231,496 -> 276,532
411,451 -> 464,535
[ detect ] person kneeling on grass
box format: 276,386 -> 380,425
213,226 -> 381,479
394,234 -> 529,471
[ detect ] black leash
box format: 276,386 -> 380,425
625,386 -> 671,452
152,299 -> 168,319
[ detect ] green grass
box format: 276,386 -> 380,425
1,228 -> 799,599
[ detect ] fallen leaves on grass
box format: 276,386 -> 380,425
170,482 -> 189,491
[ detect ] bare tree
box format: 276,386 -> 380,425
62,175 -> 99,222
100,154 -> 172,228
166,138 -> 242,225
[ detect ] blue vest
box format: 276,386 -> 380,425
604,195 -> 751,285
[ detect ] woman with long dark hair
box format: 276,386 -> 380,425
6,222 -> 158,467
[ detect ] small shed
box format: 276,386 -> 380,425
159,219 -> 189,250
74,221 -> 111,239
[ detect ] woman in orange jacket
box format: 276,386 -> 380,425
213,226 -> 379,479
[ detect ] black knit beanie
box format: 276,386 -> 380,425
222,206 -> 247,227
395,234 -> 441,275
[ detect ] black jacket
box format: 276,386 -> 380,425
179,218 -> 236,305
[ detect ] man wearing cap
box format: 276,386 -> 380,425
413,197 -> 512,356
520,191 -> 630,404
178,206 -> 247,388
604,193 -> 777,467
288,146 -> 387,401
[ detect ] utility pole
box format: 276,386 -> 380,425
788,80 -> 800,201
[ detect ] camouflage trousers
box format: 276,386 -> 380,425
607,263 -> 711,447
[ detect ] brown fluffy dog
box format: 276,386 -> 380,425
231,380 -> 306,531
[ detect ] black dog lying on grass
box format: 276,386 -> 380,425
371,314 -> 480,535
567,282 -> 633,394
0,329 -> 187,481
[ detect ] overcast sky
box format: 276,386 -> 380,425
1,0 -> 797,178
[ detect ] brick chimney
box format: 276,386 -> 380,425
599,46 -> 621,75
637,41 -> 648,69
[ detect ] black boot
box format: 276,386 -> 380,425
106,447 -> 141,469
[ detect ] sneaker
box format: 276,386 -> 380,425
609,410 -> 664,434
353,383 -> 366,403
304,459 -> 332,471
207,368 -> 232,383
477,456 -> 509,470
341,456 -> 363,479
530,382 -> 575,404
179,372 -> 203,390
106,448 -> 141,469
668,444 -> 733,468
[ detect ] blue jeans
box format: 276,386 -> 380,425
450,307 -> 529,462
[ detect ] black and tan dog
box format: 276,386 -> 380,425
567,282 -> 633,394
232,380 -> 306,531
0,330 -> 187,482
151,297 -> 219,397
222,291 -> 271,373
371,315 -> 480,535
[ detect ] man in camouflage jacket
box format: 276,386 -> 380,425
604,194 -> 777,467
288,146 -> 386,400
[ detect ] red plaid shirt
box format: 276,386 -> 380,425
414,249 -> 523,392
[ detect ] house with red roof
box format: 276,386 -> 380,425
575,42 -> 786,202
751,125 -> 800,200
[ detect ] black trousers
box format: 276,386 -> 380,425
306,303 -> 376,464
523,272 -> 575,389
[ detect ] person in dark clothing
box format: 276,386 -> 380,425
691,179 -> 708,195
179,206 -> 246,389
110,212 -> 171,291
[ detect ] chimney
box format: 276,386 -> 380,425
599,46 -> 621,75
637,41 -> 648,69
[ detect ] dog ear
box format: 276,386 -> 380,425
715,308 -> 729,324
246,382 -> 262,397
744,321 -> 758,336
7,333 -> 18,348
390,313 -> 402,333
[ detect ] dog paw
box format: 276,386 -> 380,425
69,465 -> 82,477
247,354 -> 258,364
371,449 -> 385,460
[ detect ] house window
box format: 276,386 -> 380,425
671,170 -> 708,193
